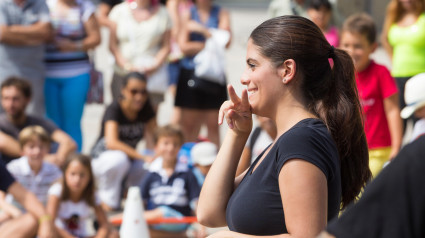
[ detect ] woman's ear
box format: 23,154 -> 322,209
277,59 -> 296,84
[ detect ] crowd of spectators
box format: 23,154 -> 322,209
1,0 -> 425,237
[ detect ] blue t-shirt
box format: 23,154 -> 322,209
140,163 -> 201,216
226,118 -> 341,235
0,160 -> 15,192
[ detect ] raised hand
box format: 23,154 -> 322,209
218,85 -> 252,134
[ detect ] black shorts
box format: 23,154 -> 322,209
175,67 -> 228,109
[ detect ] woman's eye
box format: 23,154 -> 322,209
248,63 -> 256,69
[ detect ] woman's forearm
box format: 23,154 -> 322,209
179,40 -> 205,57
197,129 -> 249,227
109,24 -> 130,69
105,139 -> 144,160
82,15 -> 101,51
151,30 -> 171,71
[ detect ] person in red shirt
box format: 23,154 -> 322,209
340,13 -> 403,177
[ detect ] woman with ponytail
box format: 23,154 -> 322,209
197,15 -> 371,237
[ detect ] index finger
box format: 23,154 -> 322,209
227,84 -> 241,105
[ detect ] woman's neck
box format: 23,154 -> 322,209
132,0 -> 151,10
119,100 -> 138,120
272,92 -> 316,137
274,107 -> 315,137
398,11 -> 420,27
197,2 -> 211,12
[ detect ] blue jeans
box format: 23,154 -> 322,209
44,73 -> 90,151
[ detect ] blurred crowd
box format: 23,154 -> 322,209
0,0 -> 425,237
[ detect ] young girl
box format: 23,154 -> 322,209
47,154 -> 118,238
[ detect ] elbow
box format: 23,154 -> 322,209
105,138 -> 118,150
85,35 -> 101,51
196,209 -> 226,228
196,212 -> 211,227
92,33 -> 102,48
95,37 -> 102,47
69,140 -> 78,152
91,37 -> 101,49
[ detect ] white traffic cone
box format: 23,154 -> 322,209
119,186 -> 150,238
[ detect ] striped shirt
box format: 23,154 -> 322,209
44,0 -> 95,78
6,156 -> 62,205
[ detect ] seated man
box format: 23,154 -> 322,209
0,77 -> 76,166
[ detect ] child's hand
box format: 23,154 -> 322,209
218,85 -> 252,135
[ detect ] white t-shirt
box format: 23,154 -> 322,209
48,183 -> 100,237
109,3 -> 172,72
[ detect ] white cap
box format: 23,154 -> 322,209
191,142 -> 217,166
401,73 -> 425,119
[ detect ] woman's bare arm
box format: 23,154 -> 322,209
197,86 -> 252,227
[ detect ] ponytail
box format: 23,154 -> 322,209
319,49 -> 371,208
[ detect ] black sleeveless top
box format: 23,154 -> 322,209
226,118 -> 341,235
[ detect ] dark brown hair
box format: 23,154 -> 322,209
343,13 -> 376,44
61,154 -> 95,207
154,124 -> 184,146
19,126 -> 51,148
1,77 -> 32,99
308,0 -> 332,11
122,71 -> 147,87
250,15 -> 370,209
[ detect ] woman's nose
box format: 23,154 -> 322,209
240,71 -> 250,85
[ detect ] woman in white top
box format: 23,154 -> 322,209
109,0 -> 172,112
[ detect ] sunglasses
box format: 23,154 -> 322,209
129,88 -> 148,96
